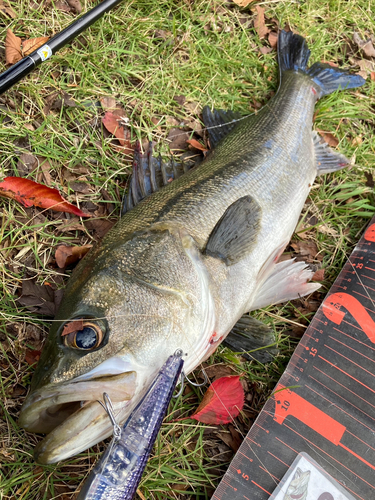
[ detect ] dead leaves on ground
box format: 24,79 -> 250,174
55,245 -> 92,268
0,0 -> 16,18
5,29 -> 49,65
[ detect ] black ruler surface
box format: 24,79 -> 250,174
213,217 -> 375,500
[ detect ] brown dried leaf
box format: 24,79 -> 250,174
61,319 -> 84,336
0,0 -> 16,18
290,240 -> 322,263
312,268 -> 325,281
353,32 -> 375,58
55,0 -> 71,12
254,5 -> 269,39
268,31 -> 278,49
67,0 -> 82,13
316,129 -> 339,148
22,37 -> 49,56
231,0 -> 254,7
55,244 -> 92,268
100,97 -> 118,111
5,29 -> 22,65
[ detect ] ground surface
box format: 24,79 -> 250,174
0,0 -> 374,499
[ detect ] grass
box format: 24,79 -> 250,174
0,0 -> 374,499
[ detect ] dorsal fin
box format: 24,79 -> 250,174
202,106 -> 242,148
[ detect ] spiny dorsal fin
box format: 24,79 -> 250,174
202,106 -> 242,149
205,195 -> 261,265
313,131 -> 350,175
224,315 -> 278,363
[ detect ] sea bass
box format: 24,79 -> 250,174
19,31 -> 364,464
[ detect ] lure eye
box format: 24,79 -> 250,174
62,320 -> 104,351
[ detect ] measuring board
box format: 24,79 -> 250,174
213,217 -> 375,500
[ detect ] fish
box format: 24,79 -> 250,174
283,467 -> 311,500
76,350 -> 184,500
18,30 -> 365,464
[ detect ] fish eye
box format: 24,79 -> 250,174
62,320 -> 104,350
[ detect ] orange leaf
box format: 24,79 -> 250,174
55,244 -> 92,268
186,139 -> 208,152
0,177 -> 92,217
187,376 -> 244,425
5,28 -> 22,65
22,36 -> 49,56
102,111 -> 129,146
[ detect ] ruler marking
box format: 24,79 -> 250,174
363,273 -> 375,281
319,355 -> 375,394
328,335 -> 375,364
284,423 -> 375,488
324,345 -> 375,380
222,479 -> 237,491
238,450 -> 253,462
341,318 -> 374,335
338,443 -> 375,471
246,437 -> 261,447
365,266 -> 375,272
251,481 -> 271,495
254,422 -> 269,433
352,290 -> 375,310
346,430 -> 375,452
313,366 -> 375,412
333,326 -> 375,352
267,451 -> 289,468
276,437 -> 298,455
308,375 -> 375,427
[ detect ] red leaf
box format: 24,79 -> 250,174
25,349 -> 41,366
188,376 -> 244,425
0,177 -> 91,217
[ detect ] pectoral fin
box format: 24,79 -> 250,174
224,316 -> 278,363
205,196 -> 262,265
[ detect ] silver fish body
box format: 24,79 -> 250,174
18,31 -> 365,464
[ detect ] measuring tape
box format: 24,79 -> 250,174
213,217 -> 375,500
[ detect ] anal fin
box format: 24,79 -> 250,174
250,258 -> 321,311
224,315 -> 278,363
313,131 -> 350,175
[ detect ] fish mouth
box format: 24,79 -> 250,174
18,371 -> 137,464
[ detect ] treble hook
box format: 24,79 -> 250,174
172,367 -> 209,398
97,392 -> 122,439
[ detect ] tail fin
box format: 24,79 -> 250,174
278,30 -> 365,95
307,62 -> 365,96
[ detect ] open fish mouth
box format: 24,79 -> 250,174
18,371 -> 137,464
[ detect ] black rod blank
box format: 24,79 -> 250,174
0,0 -> 124,95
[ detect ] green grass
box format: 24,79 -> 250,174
0,0 -> 375,498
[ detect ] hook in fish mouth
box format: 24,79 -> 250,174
18,370 -> 137,464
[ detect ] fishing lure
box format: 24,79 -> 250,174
77,350 -> 184,499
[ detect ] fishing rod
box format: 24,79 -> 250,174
0,0 -> 124,95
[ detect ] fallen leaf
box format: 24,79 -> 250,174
186,139 -> 208,152
254,5 -> 269,39
312,268 -> 325,281
22,36 -> 49,56
316,128 -> 339,148
56,0 -> 71,12
84,218 -> 115,239
0,0 -> 16,18
232,0 -> 254,7
204,364 -> 236,381
217,423 -> 242,452
183,376 -> 244,425
5,29 -> 22,65
100,97 -> 117,111
268,31 -> 278,49
61,319 -> 84,336
17,280 -> 63,317
25,349 -> 41,366
290,240 -> 322,262
371,72 -> 375,81
67,0 -> 82,13
102,111 -> 132,150
0,177 -> 92,217
55,244 -> 92,268
167,129 -> 190,151
353,32 -> 375,58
